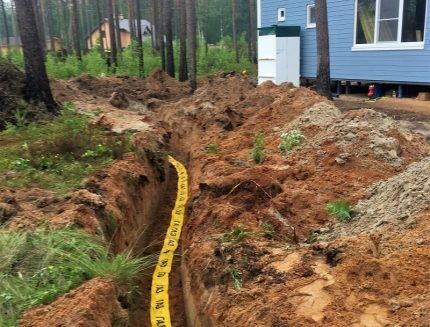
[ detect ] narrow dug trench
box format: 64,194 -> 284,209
129,163 -> 187,327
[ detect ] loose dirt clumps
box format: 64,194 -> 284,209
20,278 -> 128,327
0,61 -> 25,128
69,68 -> 190,105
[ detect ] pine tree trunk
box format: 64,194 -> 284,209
315,0 -> 332,99
70,0 -> 82,59
96,0 -> 105,55
0,0 -> 10,52
157,0 -> 165,71
163,0 -> 175,77
231,0 -> 239,63
59,0 -> 71,54
33,0 -> 46,52
151,0 -> 158,49
186,0 -> 197,91
127,0 -> 136,40
85,0 -> 93,49
248,0 -> 257,64
134,0 -> 144,77
46,0 -> 55,51
114,0 -> 122,50
15,0 -> 58,113
107,0 -> 118,67
79,0 -> 88,52
204,0 -> 209,56
11,1 -> 19,47
178,0 -> 188,81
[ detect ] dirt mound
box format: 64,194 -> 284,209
69,68 -> 190,105
0,61 -> 25,128
284,103 -> 429,166
327,157 -> 430,239
20,278 -> 128,327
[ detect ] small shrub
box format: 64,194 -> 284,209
46,54 -> 83,80
228,267 -> 243,289
251,132 -> 266,164
222,225 -> 251,244
205,144 -> 220,154
278,130 -> 306,155
82,50 -> 108,77
326,200 -> 351,222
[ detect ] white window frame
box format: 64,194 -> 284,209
352,0 -> 427,51
278,7 -> 286,22
307,4 -> 316,28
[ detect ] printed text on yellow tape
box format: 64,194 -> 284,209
150,156 -> 188,327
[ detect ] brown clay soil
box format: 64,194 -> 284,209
3,70 -> 430,326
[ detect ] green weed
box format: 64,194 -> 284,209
326,200 -> 352,222
251,132 -> 266,164
228,267 -> 243,289
205,144 -> 220,154
278,130 -> 306,155
0,229 -> 155,326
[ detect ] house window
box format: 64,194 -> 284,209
378,0 -> 400,42
402,0 -> 427,42
307,4 -> 316,28
278,8 -> 286,22
354,0 -> 427,50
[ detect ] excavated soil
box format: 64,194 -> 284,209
3,71 -> 430,326
0,61 -> 55,128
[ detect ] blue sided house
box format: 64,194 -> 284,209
257,0 -> 430,90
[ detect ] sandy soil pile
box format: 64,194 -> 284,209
329,157 -> 430,238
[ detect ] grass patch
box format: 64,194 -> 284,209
326,200 -> 352,222
0,229 -> 154,326
251,132 -> 266,164
0,103 -> 133,195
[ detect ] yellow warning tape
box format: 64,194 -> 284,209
150,155 -> 188,327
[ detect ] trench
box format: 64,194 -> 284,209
127,162 -> 186,327
110,125 -> 202,327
